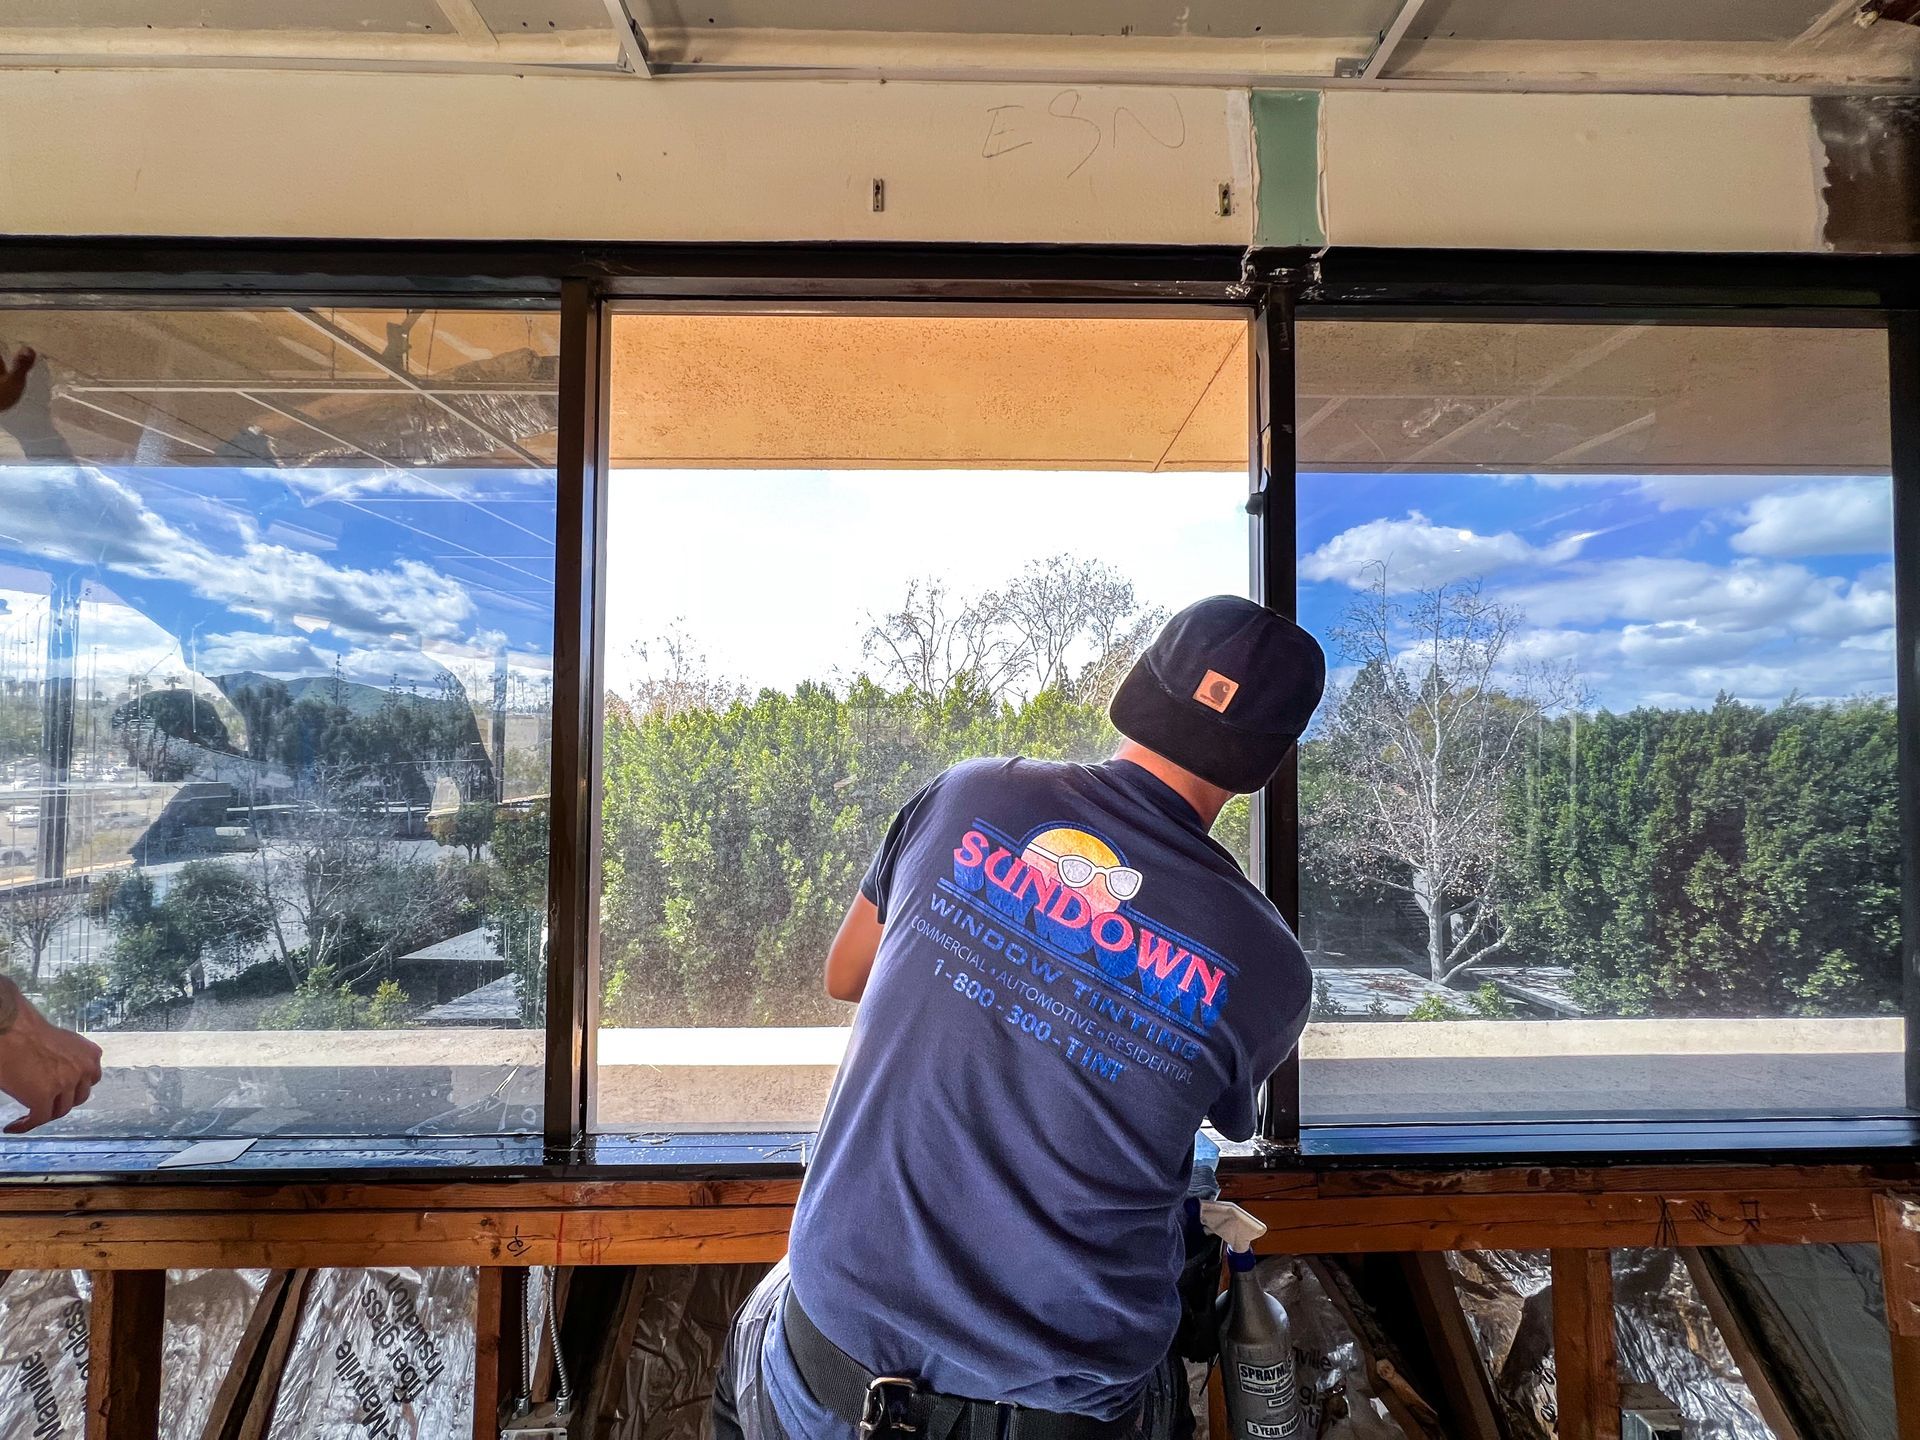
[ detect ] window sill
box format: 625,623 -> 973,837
1,1115 -> 1916,1184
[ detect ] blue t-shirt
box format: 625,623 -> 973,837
786,756 -> 1310,1422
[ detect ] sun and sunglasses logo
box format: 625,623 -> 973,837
1022,827 -> 1144,910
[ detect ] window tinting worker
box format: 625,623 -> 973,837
714,595 -> 1326,1440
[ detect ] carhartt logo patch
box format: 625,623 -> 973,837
1194,671 -> 1239,712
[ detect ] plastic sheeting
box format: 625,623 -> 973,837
1612,1250 -> 1771,1440
266,1266 -> 476,1440
0,1269 -> 91,1440
607,1263 -> 771,1440
163,1268 -> 271,1439
1706,1243 -> 1893,1439
1447,1250 -> 1556,1440
1258,1258 -> 1408,1440
1447,1250 -> 1776,1440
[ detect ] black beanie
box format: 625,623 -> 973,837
1108,596 -> 1326,794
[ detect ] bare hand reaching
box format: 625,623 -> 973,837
0,975 -> 103,1133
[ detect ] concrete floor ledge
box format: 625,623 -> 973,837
93,1018 -> 1904,1069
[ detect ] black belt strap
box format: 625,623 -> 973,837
780,1290 -> 1137,1440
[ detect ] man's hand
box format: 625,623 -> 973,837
0,346 -> 36,414
0,975 -> 103,1133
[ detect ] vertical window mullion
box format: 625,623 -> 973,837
1251,285 -> 1304,1152
547,278 -> 609,1157
1890,312 -> 1920,1113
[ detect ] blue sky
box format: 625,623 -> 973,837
1299,470 -> 1895,711
0,464 -> 556,706
0,462 -> 1895,718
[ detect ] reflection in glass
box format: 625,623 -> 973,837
0,306 -> 558,1137
1294,321 -> 1901,1122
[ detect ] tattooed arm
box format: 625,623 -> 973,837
0,975 -> 103,1133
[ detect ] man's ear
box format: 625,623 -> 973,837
0,347 -> 37,414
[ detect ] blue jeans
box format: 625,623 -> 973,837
711,1262 -> 1188,1440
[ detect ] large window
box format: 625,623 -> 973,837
1294,318 -> 1901,1122
0,305 -> 558,1137
0,259 -> 1912,1163
592,309 -> 1253,1130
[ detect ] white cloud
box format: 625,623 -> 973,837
1504,557 -> 1866,635
1616,619 -> 1776,667
195,630 -> 329,677
0,465 -> 475,643
1730,477 -> 1892,558
1522,472 -> 1835,512
1300,511 -> 1593,590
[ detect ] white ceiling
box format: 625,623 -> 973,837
1,0 -> 1916,89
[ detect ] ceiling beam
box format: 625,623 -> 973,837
288,308 -> 544,466
599,0 -> 654,76
428,0 -> 497,46
1359,0 -> 1428,81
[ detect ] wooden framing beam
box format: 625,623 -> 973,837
1550,1249 -> 1619,1440
85,1269 -> 166,1440
473,1268 -> 524,1440
1678,1249 -> 1805,1440
201,1271 -> 295,1440
1877,1193 -> 1920,1440
233,1270 -> 313,1440
1398,1253 -> 1504,1440
0,1162 -> 1910,1270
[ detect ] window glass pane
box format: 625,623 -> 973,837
595,310 -> 1251,1131
1296,319 -> 1900,1122
0,304 -> 558,1137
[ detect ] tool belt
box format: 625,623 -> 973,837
780,1290 -> 1141,1440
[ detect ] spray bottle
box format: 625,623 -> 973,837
1200,1200 -> 1304,1440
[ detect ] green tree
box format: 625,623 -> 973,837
431,801 -> 496,862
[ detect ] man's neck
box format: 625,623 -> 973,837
1111,741 -> 1234,830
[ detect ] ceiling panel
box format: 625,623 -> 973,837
1413,0 -> 1837,45
643,0 -> 1395,41
472,0 -> 618,35
606,313 -> 1249,471
3,0 -> 446,33
1296,321 -> 1891,474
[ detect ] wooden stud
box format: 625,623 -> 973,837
234,1270 -> 314,1440
1678,1249 -> 1804,1440
1876,1193 -> 1920,1440
1398,1253 -> 1504,1440
474,1267 -> 525,1440
474,1268 -> 504,1440
200,1271 -> 293,1440
85,1269 -> 166,1440
1550,1249 -> 1619,1440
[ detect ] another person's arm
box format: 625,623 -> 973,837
824,894 -> 884,1004
0,975 -> 103,1134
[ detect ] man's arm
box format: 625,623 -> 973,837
824,894 -> 884,1004
0,975 -> 103,1133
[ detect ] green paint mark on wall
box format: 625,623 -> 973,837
1252,91 -> 1323,247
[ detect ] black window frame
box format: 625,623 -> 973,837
0,239 -> 1916,1180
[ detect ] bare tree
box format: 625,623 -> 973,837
0,881 -> 82,985
1000,554 -> 1142,694
625,622 -> 746,719
862,578 -> 1029,701
1312,566 -> 1582,987
1072,606 -> 1169,707
251,806 -> 444,988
